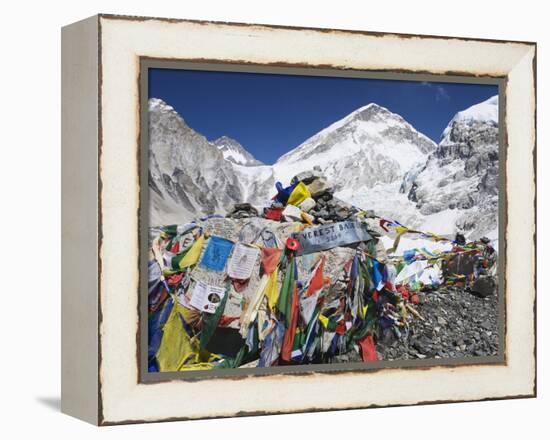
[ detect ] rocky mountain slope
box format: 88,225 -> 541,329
402,95 -> 499,239
148,96 -> 499,240
148,98 -> 272,226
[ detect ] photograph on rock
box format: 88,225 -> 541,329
143,65 -> 502,375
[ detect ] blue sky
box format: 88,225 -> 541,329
149,68 -> 498,164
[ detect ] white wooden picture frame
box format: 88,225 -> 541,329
61,14 -> 536,425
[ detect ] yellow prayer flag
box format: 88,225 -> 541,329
287,182 -> 311,206
156,303 -> 200,371
156,300 -> 217,372
178,363 -> 214,371
178,235 -> 205,269
395,226 -> 409,235
266,268 -> 280,311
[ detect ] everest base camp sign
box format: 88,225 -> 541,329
293,221 -> 373,255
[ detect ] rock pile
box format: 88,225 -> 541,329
376,286 -> 499,360
147,168 -> 499,372
262,168 -> 361,225
334,286 -> 499,363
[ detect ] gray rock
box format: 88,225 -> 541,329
377,285 -> 499,363
227,203 -> 259,219
307,177 -> 333,198
291,170 -> 322,185
471,276 -> 496,297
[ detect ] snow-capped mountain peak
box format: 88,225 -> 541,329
405,94 -> 499,239
276,103 -> 436,168
148,97 -> 180,118
272,103 -> 437,195
441,95 -> 498,140
212,136 -> 264,167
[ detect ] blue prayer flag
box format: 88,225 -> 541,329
199,236 -> 234,272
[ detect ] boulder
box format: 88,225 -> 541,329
282,204 -> 303,222
307,177 -> 333,198
227,203 -> 259,219
470,275 -> 496,297
291,170 -> 322,185
298,197 -> 316,213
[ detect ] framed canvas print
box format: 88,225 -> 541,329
61,14 -> 537,425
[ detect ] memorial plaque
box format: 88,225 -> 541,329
293,221 -> 373,255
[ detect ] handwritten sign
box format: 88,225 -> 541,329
293,221 -> 372,255
227,243 -> 260,280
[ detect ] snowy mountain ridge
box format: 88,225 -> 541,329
148,98 -> 273,226
148,96 -> 499,239
272,102 -> 437,195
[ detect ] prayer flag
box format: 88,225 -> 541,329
359,335 -> 378,362
281,286 -> 299,362
306,258 -> 325,297
178,235 -> 205,269
199,236 -> 234,272
260,247 -> 282,275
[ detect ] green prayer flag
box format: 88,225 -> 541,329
200,282 -> 230,349
171,250 -> 187,270
278,258 -> 295,328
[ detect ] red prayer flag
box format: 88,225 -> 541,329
306,258 -> 325,297
264,207 -> 283,221
218,315 -> 240,327
170,241 -> 180,254
396,284 -> 410,300
261,247 -> 282,275
359,335 -> 378,362
379,219 -> 391,232
343,258 -> 353,274
335,320 -> 346,335
232,278 -> 250,292
281,286 -> 299,362
166,272 -> 184,286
